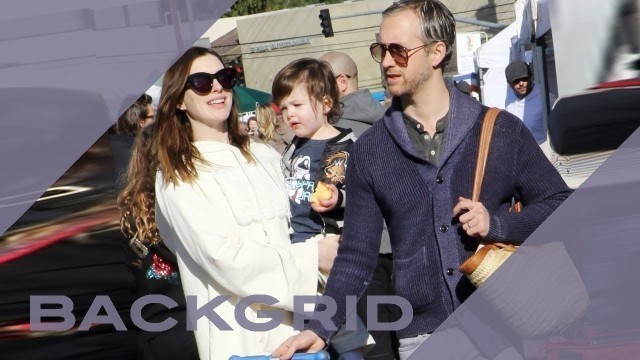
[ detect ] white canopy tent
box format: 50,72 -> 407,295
516,0 -> 552,43
475,22 -> 519,108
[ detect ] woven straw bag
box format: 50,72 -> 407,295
460,242 -> 516,287
459,108 -> 520,287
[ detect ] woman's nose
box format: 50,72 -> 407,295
211,79 -> 223,92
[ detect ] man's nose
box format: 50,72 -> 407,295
381,49 -> 395,68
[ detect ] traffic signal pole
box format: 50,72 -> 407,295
319,9 -> 334,37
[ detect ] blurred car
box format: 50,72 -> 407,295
0,133 -> 138,359
547,78 -> 640,188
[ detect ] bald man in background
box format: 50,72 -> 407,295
320,51 -> 398,360
320,51 -> 386,137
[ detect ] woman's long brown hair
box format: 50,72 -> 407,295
119,126 -> 158,244
118,47 -> 252,245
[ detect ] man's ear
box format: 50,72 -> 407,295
431,41 -> 447,68
337,75 -> 348,93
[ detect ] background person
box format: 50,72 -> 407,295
121,47 -> 339,360
255,103 -> 294,154
110,93 -> 155,193
114,93 -> 155,137
504,60 -> 556,144
247,116 -> 259,137
318,51 -> 386,138
118,127 -> 199,360
112,95 -> 199,360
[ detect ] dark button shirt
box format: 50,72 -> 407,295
402,112 -> 448,164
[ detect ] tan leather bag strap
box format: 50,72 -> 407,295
472,108 -> 501,202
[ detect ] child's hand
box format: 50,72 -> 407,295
310,183 -> 339,212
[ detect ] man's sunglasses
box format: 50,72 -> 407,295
186,68 -> 237,94
370,42 -> 435,67
510,77 -> 529,85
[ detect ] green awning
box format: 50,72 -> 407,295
233,86 -> 271,113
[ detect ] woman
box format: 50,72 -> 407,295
114,90 -> 198,360
119,127 -> 199,360
115,93 -> 155,136
246,116 -> 259,137
110,93 -> 155,193
119,46 -> 339,360
255,103 -> 294,154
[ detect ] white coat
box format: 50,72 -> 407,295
155,141 -> 318,360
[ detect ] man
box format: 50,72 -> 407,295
320,51 -> 398,360
273,1 -> 570,359
319,51 -> 386,137
504,60 -> 554,144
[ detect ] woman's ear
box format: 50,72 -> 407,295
177,102 -> 187,111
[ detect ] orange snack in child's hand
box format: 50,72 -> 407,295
310,182 -> 332,205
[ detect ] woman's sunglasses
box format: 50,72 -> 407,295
186,68 -> 237,94
370,42 -> 435,67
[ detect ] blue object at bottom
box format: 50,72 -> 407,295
229,350 -> 330,360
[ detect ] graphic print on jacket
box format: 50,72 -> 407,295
285,139 -> 325,242
287,155 -> 312,205
322,151 -> 348,183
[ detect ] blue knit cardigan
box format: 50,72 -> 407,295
308,87 -> 572,341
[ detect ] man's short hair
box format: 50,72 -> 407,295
382,0 -> 456,69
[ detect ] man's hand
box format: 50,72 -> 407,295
311,183 -> 339,213
271,330 -> 326,359
452,197 -> 490,237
